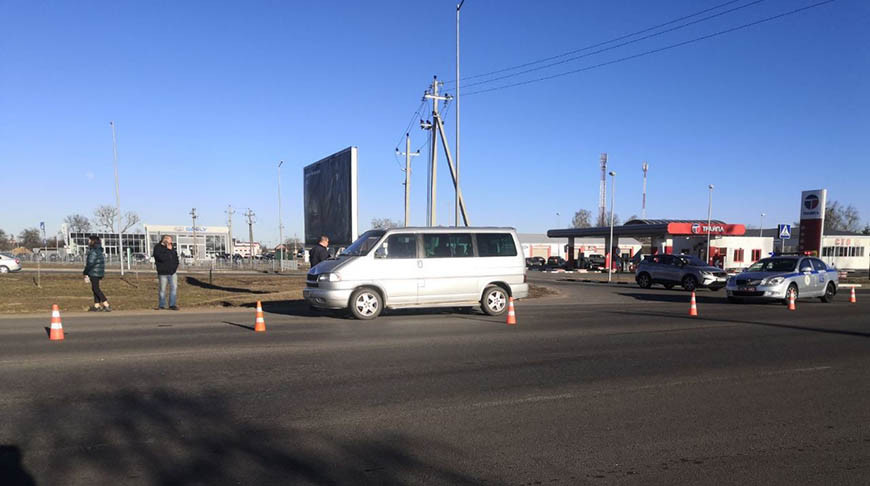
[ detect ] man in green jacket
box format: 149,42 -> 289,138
83,235 -> 111,312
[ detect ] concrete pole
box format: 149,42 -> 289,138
760,212 -> 765,238
608,171 -> 616,283
110,121 -> 124,275
429,78 -> 440,226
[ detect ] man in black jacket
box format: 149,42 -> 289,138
153,235 -> 180,310
309,235 -> 330,268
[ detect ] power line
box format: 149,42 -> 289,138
443,0 -> 746,85
462,0 -> 768,90
393,99 -> 427,151
465,0 -> 837,97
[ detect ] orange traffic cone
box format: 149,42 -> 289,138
254,301 -> 266,332
850,287 -> 857,303
689,291 -> 698,316
788,290 -> 796,311
506,297 -> 517,325
49,304 -> 64,341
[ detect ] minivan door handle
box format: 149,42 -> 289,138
417,259 -> 423,269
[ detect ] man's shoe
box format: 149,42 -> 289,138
103,306 -> 112,312
169,306 -> 180,311
88,306 -> 101,312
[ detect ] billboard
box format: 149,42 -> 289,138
798,189 -> 826,254
303,147 -> 358,246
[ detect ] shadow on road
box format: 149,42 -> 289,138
0,445 -> 36,486
619,292 -> 744,305
240,300 -> 498,324
222,320 -> 255,331
185,276 -> 270,295
9,387 -> 486,485
609,309 -> 870,339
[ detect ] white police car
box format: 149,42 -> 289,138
726,255 -> 838,304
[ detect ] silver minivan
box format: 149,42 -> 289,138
303,227 -> 529,319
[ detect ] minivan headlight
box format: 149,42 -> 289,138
763,276 -> 785,286
317,273 -> 341,282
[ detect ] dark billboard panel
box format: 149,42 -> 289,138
303,147 -> 358,246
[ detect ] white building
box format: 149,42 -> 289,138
671,235 -> 775,272
233,241 -> 262,257
518,233 -> 643,261
143,225 -> 230,259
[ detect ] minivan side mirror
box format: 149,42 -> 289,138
374,247 -> 387,259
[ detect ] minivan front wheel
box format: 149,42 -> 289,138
481,286 -> 508,316
349,288 -> 382,320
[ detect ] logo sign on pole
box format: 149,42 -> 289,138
798,189 -> 826,254
778,224 -> 791,240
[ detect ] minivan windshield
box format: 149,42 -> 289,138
746,258 -> 797,273
339,230 -> 385,257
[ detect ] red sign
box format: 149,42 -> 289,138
667,223 -> 746,236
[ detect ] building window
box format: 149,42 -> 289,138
733,248 -> 744,262
751,249 -> 761,261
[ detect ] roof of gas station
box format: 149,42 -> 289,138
547,219 -> 746,239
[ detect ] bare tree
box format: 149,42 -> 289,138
64,214 -> 92,233
572,209 -> 592,228
596,212 -> 620,227
824,201 -> 862,233
18,228 -> 42,249
93,205 -> 140,232
0,230 -> 12,251
371,218 -> 400,230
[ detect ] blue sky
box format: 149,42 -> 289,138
2,0 -> 868,245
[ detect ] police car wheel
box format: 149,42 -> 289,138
820,283 -> 836,303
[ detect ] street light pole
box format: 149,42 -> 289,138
706,184 -> 714,265
760,212 -> 765,238
608,171 -> 616,283
277,160 -> 284,271
110,121 -> 124,275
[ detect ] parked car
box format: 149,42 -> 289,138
585,254 -> 606,270
525,256 -> 545,268
546,256 -> 566,268
132,252 -> 149,263
635,254 -> 728,291
304,227 -> 529,319
726,256 -> 838,304
0,253 -> 22,273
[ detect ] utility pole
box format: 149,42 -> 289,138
245,208 -> 255,269
707,184 -> 714,265
396,134 -> 420,227
190,208 -> 198,259
277,160 -> 284,271
599,153 -> 607,226
225,205 -> 235,257
110,121 -> 124,275
760,212 -> 765,238
641,161 -> 649,219
424,77 -> 449,226
455,0 -> 465,227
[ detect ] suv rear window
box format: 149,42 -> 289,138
477,233 -> 517,257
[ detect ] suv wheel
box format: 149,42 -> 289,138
636,273 -> 652,289
481,286 -> 508,316
349,288 -> 382,320
681,275 -> 698,292
819,283 -> 836,303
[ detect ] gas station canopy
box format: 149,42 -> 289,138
547,219 -> 746,239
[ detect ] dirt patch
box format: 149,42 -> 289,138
0,272 -> 305,314
528,283 -> 558,299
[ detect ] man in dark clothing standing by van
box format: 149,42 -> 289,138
153,235 -> 180,310
309,235 -> 330,268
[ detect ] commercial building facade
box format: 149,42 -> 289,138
143,225 -> 230,258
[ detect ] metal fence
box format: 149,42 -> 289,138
11,253 -> 308,273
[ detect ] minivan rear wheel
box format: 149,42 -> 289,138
481,286 -> 508,316
349,288 -> 382,320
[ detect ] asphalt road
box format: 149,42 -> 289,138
1,277 -> 868,485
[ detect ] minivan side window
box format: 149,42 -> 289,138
423,234 -> 473,258
378,234 -> 418,259
477,233 -> 517,257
